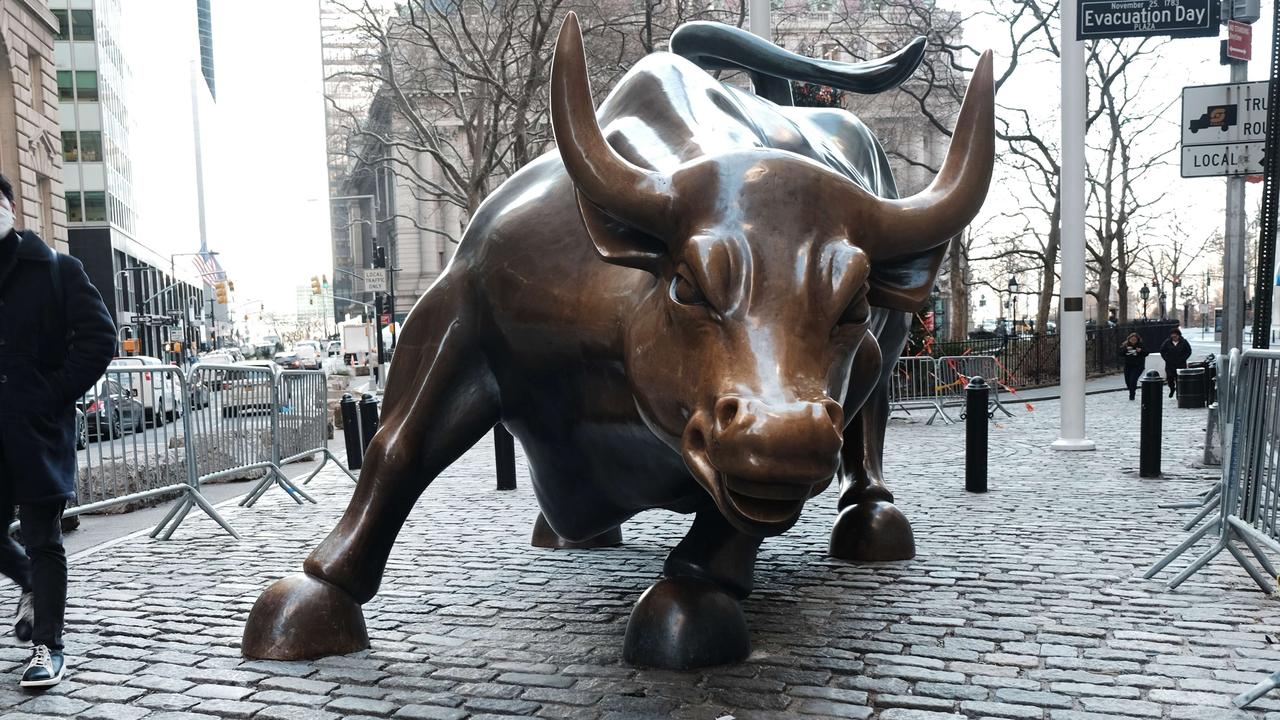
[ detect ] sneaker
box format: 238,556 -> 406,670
13,592 -> 32,643
19,645 -> 63,688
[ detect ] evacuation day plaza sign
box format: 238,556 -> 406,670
1077,0 -> 1220,40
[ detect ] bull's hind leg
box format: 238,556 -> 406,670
243,276 -> 500,660
829,312 -> 915,561
530,512 -> 623,549
623,505 -> 761,669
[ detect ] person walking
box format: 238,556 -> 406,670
1159,327 -> 1193,399
0,175 -> 116,688
1120,332 -> 1148,400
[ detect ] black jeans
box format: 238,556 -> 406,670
0,478 -> 66,651
1124,366 -> 1143,399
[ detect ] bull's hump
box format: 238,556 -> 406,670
595,52 -> 888,197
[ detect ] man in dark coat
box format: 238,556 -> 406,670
1159,327 -> 1194,398
0,174 -> 115,687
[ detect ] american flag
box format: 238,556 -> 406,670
192,250 -> 226,282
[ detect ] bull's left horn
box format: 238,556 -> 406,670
550,12 -> 676,238
864,50 -> 995,258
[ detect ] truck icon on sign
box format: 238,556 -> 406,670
1189,104 -> 1238,133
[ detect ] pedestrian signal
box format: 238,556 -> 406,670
310,276 -> 322,295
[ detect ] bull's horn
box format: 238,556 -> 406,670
865,50 -> 995,258
550,12 -> 675,238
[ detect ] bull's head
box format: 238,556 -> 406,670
551,14 -> 993,537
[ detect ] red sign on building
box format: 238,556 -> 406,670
1228,20 -> 1252,62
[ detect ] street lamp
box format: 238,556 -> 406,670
1007,276 -> 1019,334
1140,283 -> 1150,321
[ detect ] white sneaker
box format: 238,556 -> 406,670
19,644 -> 64,688
12,592 -> 32,643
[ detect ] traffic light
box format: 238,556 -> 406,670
321,274 -> 328,289
228,280 -> 235,292
214,281 -> 228,304
311,275 -> 322,295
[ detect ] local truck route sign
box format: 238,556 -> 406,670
1077,0 -> 1220,41
1181,80 -> 1269,178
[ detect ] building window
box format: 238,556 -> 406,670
84,191 -> 106,222
79,131 -> 102,161
66,191 -> 82,223
29,55 -> 44,112
61,131 -> 78,161
57,71 -> 74,101
75,71 -> 98,101
71,10 -> 94,41
52,10 -> 69,41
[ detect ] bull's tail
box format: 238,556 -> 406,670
668,21 -> 925,106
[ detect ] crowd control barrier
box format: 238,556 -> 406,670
887,357 -> 952,425
935,355 -> 1012,421
1145,348 -> 1280,593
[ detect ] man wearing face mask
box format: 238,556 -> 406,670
0,174 -> 115,688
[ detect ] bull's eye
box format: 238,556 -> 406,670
670,272 -> 708,307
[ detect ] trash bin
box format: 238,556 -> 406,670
1198,356 -> 1217,405
1177,367 -> 1206,409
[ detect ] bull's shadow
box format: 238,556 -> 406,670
241,15 -> 994,670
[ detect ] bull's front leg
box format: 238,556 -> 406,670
242,275 -> 501,660
622,504 -> 761,669
829,311 -> 915,561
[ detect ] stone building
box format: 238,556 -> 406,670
0,0 -> 65,251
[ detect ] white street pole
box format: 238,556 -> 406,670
1052,0 -> 1095,451
749,0 -> 769,39
1223,60 -> 1248,355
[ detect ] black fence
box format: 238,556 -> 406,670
907,321 -> 1181,390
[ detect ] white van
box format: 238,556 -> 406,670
107,356 -> 182,424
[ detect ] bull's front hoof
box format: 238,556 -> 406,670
531,512 -> 623,549
829,500 -> 916,561
242,573 -> 369,660
622,577 -> 749,670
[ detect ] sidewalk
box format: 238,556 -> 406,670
0,391 -> 1273,719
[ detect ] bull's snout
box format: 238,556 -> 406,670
707,395 -> 844,485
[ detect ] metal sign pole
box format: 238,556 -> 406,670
1224,61 -> 1249,354
1053,0 -> 1095,451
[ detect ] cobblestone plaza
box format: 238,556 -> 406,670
0,390 -> 1274,719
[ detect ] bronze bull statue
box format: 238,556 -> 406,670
244,15 -> 993,669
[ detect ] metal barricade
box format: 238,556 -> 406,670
935,355 -> 1013,421
1145,348 -> 1280,592
887,357 -> 952,425
66,365 -> 236,539
248,370 -> 354,503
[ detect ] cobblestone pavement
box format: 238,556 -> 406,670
0,389 -> 1275,719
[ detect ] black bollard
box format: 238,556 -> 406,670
494,424 -> 517,491
1140,370 -> 1163,478
340,393 -> 362,470
964,376 -> 989,493
358,393 -> 379,454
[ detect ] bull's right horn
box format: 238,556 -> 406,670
550,12 -> 676,239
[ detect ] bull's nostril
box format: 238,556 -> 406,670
822,399 -> 844,428
714,397 -> 740,431
687,426 -> 707,452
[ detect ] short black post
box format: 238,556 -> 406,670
964,376 -> 989,493
1140,370 -> 1163,478
494,424 -> 517,491
358,392 -> 379,454
340,393 -> 362,470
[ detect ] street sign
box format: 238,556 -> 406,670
1078,0 -> 1220,41
1227,20 -> 1252,61
1182,143 -> 1265,178
364,268 -> 388,293
168,327 -> 184,343
1181,80 -> 1269,178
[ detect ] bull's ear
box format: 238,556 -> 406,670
576,191 -> 668,273
867,243 -> 948,312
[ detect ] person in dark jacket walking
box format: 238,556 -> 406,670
0,175 -> 115,688
1159,328 -> 1194,398
1120,332 -> 1148,400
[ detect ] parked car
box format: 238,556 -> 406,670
220,360 -> 279,417
108,356 -> 181,425
78,377 -> 145,440
326,340 -> 342,357
75,408 -> 87,450
273,349 -> 300,369
293,341 -> 323,370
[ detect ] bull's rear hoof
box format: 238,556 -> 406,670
829,500 -> 916,561
531,512 -> 623,549
242,573 -> 369,660
622,577 -> 749,670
